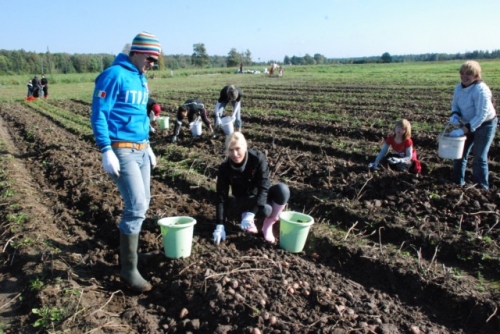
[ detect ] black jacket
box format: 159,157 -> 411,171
217,86 -> 243,103
215,149 -> 270,223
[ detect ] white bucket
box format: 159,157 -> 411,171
191,120 -> 202,137
438,135 -> 466,159
221,116 -> 234,135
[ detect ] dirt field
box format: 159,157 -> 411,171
0,81 -> 499,333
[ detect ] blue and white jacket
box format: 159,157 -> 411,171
451,81 -> 496,133
91,53 -> 150,152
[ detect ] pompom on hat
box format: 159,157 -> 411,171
131,32 -> 161,58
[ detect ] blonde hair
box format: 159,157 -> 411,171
225,132 -> 247,156
393,119 -> 412,140
459,60 -> 482,79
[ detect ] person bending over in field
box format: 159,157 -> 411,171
213,132 -> 290,245
171,98 -> 214,142
368,119 -> 420,174
214,85 -> 244,135
147,97 -> 162,133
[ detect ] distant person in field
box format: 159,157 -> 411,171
368,119 -> 420,174
214,85 -> 244,134
213,132 -> 290,245
90,31 -> 161,293
147,98 -> 162,133
26,79 -> 33,100
171,98 -> 214,142
31,75 -> 42,98
41,74 -> 49,98
448,60 -> 497,190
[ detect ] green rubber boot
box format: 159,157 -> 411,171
120,233 -> 152,292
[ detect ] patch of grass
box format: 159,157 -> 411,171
32,306 -> 64,329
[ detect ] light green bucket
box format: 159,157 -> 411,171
157,216 -> 196,259
279,211 -> 314,253
157,116 -> 169,130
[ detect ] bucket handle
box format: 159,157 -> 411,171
439,123 -> 452,139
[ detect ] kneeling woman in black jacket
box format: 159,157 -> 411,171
213,132 -> 290,245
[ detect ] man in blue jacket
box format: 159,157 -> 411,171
90,32 -> 161,292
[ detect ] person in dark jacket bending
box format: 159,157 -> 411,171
214,85 -> 243,133
172,98 -> 214,142
213,132 -> 290,244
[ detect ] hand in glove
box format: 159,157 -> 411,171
387,157 -> 402,164
449,114 -> 461,127
240,212 -> 258,233
213,224 -> 226,245
368,162 -> 378,171
147,147 -> 157,168
102,150 -> 120,176
215,116 -> 222,127
449,128 -> 464,137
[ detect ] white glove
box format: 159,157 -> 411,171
149,125 -> 156,133
213,224 -> 226,245
215,116 -> 221,127
387,157 -> 402,164
449,128 -> 464,137
149,111 -> 156,122
240,212 -> 257,233
102,150 -> 120,176
147,147 -> 157,168
449,114 -> 461,127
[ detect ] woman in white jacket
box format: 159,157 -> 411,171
448,60 -> 497,190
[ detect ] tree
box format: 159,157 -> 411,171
381,52 -> 392,63
191,43 -> 209,67
243,49 -> 252,65
313,53 -> 325,64
227,48 -> 241,67
303,54 -> 315,65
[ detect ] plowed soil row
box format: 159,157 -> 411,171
0,82 -> 499,333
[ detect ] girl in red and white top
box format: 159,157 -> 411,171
368,119 -> 417,172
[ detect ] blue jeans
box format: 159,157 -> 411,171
453,117 -> 497,190
109,148 -> 151,234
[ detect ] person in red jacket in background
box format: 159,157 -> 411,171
147,98 -> 162,133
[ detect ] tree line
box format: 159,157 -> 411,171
1,45 -> 499,75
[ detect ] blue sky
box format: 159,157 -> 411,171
2,0 -> 499,62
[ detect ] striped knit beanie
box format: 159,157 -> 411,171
130,32 -> 161,58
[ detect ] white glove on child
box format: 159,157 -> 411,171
449,114 -> 461,127
213,224 -> 226,245
387,157 -> 403,164
147,147 -> 157,168
240,212 -> 258,233
102,150 -> 120,176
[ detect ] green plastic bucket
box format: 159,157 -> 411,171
279,211 -> 314,253
157,216 -> 196,259
158,116 -> 169,130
